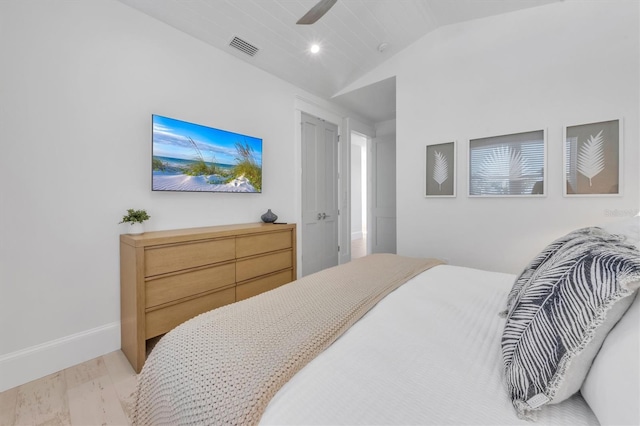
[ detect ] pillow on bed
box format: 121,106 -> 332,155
581,292 -> 640,426
504,217 -> 640,316
501,227 -> 640,420
503,229 -> 587,316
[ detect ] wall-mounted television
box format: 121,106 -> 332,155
152,114 -> 262,193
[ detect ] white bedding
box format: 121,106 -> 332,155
260,264 -> 599,425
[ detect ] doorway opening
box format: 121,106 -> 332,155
351,132 -> 368,259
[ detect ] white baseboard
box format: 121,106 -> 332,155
0,322 -> 120,392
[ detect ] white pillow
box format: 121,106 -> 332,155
581,292 -> 640,426
599,215 -> 640,250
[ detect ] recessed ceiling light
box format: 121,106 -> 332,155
310,44 -> 320,54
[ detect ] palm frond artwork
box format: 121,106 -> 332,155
432,151 -> 448,190
478,145 -> 530,181
577,130 -> 605,187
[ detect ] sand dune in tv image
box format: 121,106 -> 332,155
152,115 -> 262,193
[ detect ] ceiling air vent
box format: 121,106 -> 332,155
229,36 -> 259,57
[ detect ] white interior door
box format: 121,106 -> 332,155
371,136 -> 396,253
301,112 -> 339,276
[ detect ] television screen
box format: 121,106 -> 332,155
152,115 -> 262,193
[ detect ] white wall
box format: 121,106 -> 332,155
352,0 -> 639,273
0,0 -> 360,391
375,119 -> 397,139
405,0 -> 640,272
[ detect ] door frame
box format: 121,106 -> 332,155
294,97 -> 343,277
344,118 -> 376,263
300,112 -> 339,276
370,134 -> 397,254
294,97 -> 376,275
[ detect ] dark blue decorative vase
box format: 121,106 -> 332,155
261,209 -> 277,223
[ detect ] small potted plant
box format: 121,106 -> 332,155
120,208 -> 150,235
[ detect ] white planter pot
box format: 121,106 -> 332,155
129,222 -> 144,235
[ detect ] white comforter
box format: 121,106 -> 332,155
260,264 -> 599,425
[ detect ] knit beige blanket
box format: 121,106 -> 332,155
133,254 -> 442,425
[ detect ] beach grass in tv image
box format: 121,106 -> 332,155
152,115 -> 262,193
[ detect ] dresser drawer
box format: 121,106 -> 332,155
236,250 -> 293,282
144,238 -> 235,277
120,223 -> 296,373
145,287 -> 235,338
236,230 -> 292,258
145,263 -> 235,309
236,269 -> 293,301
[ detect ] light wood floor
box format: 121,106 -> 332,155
2,243 -> 371,426
0,350 -> 136,426
351,237 -> 367,259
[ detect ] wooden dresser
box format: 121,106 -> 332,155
120,222 -> 296,372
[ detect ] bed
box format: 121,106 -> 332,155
133,218 -> 640,426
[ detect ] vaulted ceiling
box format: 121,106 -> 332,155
117,0 -> 560,122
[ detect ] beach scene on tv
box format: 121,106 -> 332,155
152,115 -> 262,193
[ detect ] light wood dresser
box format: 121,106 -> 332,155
120,222 -> 297,372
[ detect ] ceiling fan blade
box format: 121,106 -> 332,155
296,0 -> 337,25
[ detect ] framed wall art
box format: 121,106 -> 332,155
564,119 -> 622,196
468,129 -> 546,197
425,141 -> 456,197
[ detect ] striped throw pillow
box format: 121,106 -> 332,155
501,227 -> 640,420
